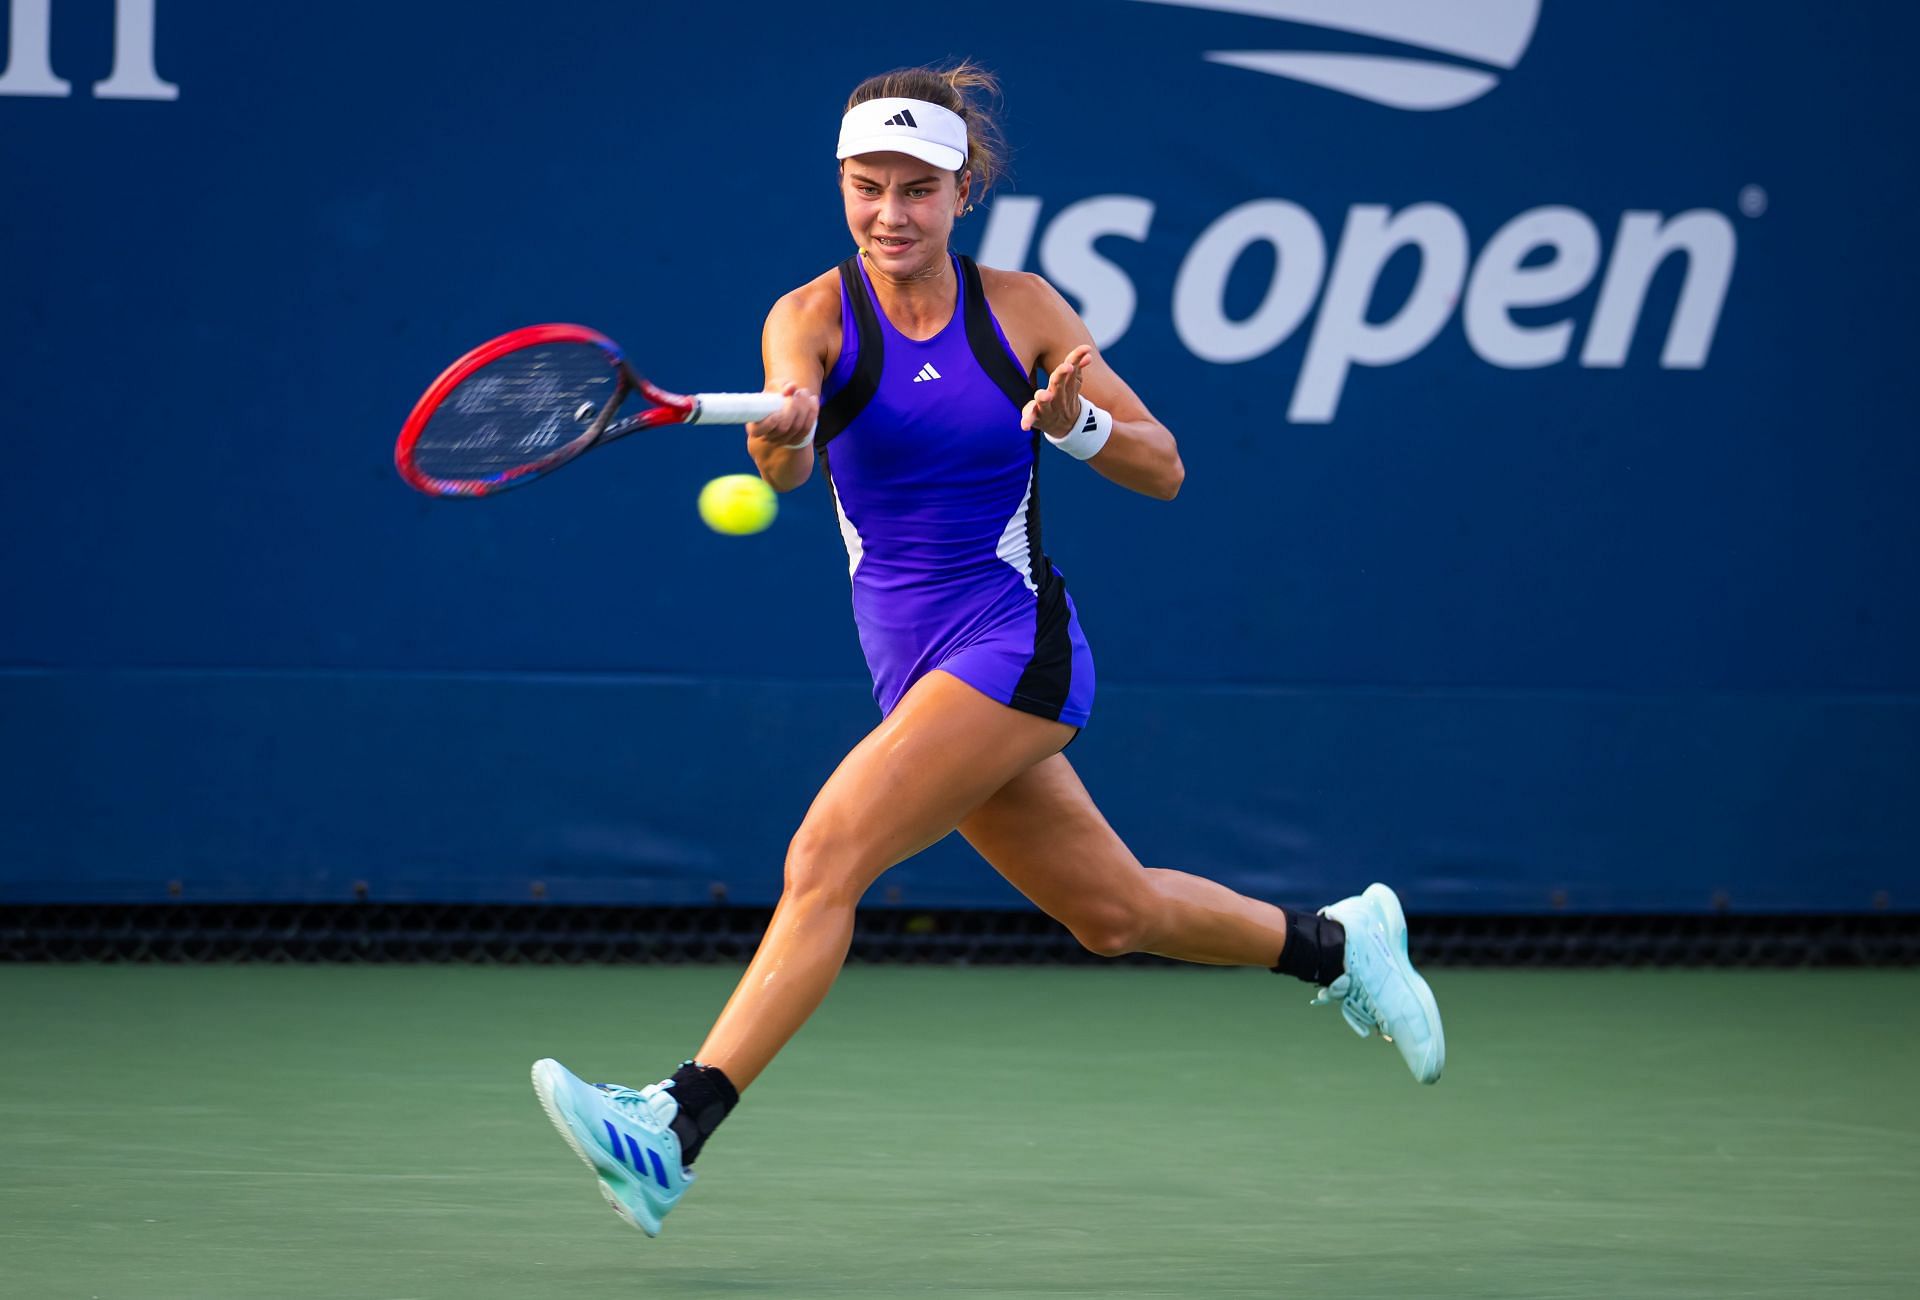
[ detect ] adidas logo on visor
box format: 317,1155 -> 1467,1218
882,109 -> 919,128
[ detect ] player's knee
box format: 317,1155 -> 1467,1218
1065,896 -> 1151,959
781,821 -> 874,909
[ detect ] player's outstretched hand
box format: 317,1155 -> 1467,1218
749,380 -> 819,449
1021,344 -> 1094,437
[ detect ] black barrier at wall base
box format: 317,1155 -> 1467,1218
1,905 -> 1915,968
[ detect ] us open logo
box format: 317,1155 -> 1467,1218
975,0 -> 1751,424
1129,0 -> 1539,111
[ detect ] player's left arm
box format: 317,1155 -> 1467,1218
1013,274 -> 1184,501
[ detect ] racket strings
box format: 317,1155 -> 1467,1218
412,344 -> 619,484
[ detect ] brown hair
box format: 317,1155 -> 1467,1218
844,60 -> 1008,198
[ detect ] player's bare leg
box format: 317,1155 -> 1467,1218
957,753 -> 1291,965
960,754 -> 1444,1082
534,670 -> 1074,1232
694,669 -> 1077,1088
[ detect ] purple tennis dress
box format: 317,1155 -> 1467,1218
815,253 -> 1096,728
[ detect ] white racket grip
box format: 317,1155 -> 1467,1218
689,391 -> 784,425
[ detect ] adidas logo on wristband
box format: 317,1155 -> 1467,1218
1046,396 -> 1114,460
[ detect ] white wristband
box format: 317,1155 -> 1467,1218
1045,396 -> 1113,461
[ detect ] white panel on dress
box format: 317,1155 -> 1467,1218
995,469 -> 1038,593
830,477 -> 864,578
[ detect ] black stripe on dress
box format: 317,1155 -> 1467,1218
958,257 -> 1075,721
958,255 -> 1035,412
816,256 -> 884,449
1008,435 -> 1075,722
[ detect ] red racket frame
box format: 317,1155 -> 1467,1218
393,324 -> 703,498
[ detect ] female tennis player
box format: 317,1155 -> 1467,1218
532,61 -> 1445,1237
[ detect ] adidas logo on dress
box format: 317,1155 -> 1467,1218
912,363 -> 942,383
883,109 -> 918,128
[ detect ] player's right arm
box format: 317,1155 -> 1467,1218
746,276 -> 836,493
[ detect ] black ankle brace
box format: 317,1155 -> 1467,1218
1271,910 -> 1347,986
666,1061 -> 738,1166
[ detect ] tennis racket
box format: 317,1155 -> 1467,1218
394,324 -> 784,497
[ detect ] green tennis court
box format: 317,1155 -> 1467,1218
5,965 -> 1915,1298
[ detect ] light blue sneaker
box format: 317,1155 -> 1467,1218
530,1058 -> 691,1236
1312,883 -> 1446,1084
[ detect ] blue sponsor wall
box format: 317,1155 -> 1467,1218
3,1 -> 1915,911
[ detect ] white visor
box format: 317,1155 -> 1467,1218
835,97 -> 968,173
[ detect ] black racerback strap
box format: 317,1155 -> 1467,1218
955,258 -> 1073,717
957,254 -> 1036,413
816,255 -> 885,448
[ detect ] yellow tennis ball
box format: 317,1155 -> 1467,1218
697,473 -> 777,535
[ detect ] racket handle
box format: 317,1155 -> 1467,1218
688,392 -> 784,426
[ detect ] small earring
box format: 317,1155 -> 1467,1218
962,203 -> 975,216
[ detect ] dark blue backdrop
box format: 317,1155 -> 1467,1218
4,1 -> 1915,911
